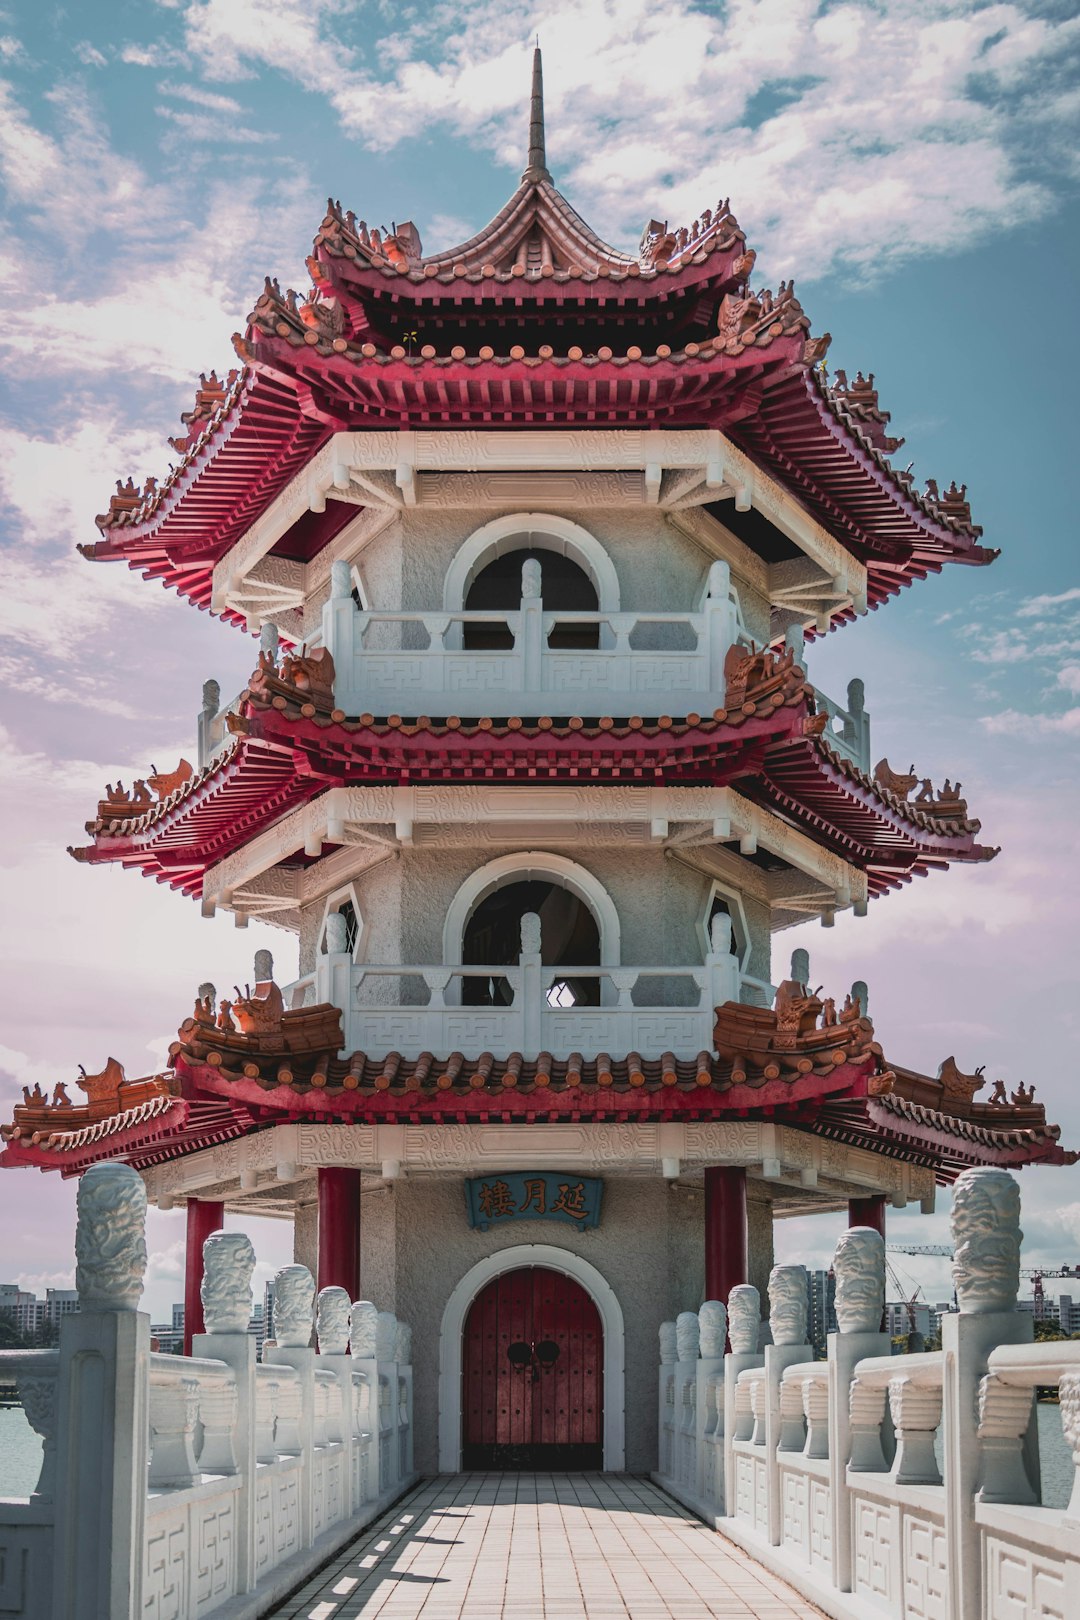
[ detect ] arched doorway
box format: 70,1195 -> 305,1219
463,547 -> 599,650
462,1265 -> 603,1470
462,877 -> 602,1007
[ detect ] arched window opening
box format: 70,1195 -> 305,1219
462,878 -> 601,1008
463,548 -> 599,651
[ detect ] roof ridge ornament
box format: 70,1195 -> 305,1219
522,44 -> 550,183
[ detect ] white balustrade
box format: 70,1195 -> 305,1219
652,1167 -> 1079,1620
300,935 -> 760,1060
0,1168 -> 415,1620
812,678 -> 870,771
323,562 -> 740,718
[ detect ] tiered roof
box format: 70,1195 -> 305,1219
3,981 -> 1069,1184
82,49 -> 994,626
68,643 -> 996,900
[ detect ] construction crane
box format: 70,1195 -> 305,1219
888,1246 -> 1080,1318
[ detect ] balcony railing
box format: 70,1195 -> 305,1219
322,558 -> 741,718
287,913 -> 773,1060
812,677 -> 870,772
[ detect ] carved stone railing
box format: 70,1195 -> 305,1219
290,912 -> 772,1061
812,677 -> 870,772
0,1165 -> 415,1620
323,557 -> 741,718
653,1169 -> 1078,1620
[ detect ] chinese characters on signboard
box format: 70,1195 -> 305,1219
464,1171 -> 603,1231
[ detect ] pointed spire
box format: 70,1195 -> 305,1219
523,44 -> 549,182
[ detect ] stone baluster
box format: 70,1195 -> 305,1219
1060,1371 -> 1080,1522
723,1284 -> 763,1514
148,1365 -> 200,1489
762,1265 -> 810,1544
196,1369 -> 240,1475
520,555 -> 543,692
704,558 -> 734,691
848,1375 -> 890,1471
749,1372 -> 768,1446
317,1287 -> 354,1467
263,1263 -> 317,1544
14,1352 -> 59,1501
254,1369 -> 280,1463
827,1224 -> 890,1594
976,1372 -> 1036,1504
51,1162 -> 151,1620
197,677 -> 221,768
733,1372 -> 756,1443
944,1167 -> 1028,1620
273,1367 -> 303,1457
195,1228 -> 258,1588
323,558 -> 356,692
844,677 -> 870,770
695,1299 -> 726,1503
889,1373 -> 941,1485
520,912 -> 542,1053
350,1299 -> 378,1502
778,1375 -> 807,1452
802,1377 -> 829,1460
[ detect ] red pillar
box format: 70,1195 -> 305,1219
317,1168 -> 362,1301
704,1166 -> 748,1306
184,1198 -> 224,1355
848,1195 -> 887,1237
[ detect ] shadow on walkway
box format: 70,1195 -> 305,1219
268,1473 -> 824,1619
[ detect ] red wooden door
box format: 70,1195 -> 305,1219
462,1266 -> 603,1469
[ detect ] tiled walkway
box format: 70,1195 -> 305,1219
271,1474 -> 824,1620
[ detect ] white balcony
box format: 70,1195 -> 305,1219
322,558 -> 740,718
288,915 -> 773,1061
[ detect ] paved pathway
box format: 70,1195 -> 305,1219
271,1474 -> 824,1620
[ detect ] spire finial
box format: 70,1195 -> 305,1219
523,43 -> 549,182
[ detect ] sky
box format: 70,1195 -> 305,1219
0,0 -> 1078,1321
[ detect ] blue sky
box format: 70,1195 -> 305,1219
0,0 -> 1078,1317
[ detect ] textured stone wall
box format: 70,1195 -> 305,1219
352,1174 -> 767,1474
299,844 -> 772,982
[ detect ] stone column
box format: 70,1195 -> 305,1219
183,1197 -> 224,1354
827,1225 -> 890,1593
847,1194 -> 886,1236
51,1163 -> 150,1620
943,1167 -> 1029,1620
317,1168 -> 362,1300
705,1167 -> 747,1313
194,1231 -> 258,1594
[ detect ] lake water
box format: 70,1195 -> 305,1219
0,1404 -> 44,1498
0,1397 -> 1073,1504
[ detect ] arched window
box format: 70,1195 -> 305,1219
462,877 -> 602,1007
463,547 -> 599,650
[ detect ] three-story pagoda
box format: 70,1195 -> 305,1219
4,53 -> 1072,1473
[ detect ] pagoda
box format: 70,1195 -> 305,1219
4,52 -> 1072,1474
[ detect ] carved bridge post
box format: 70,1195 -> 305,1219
51,1162 -> 151,1620
942,1166 -> 1028,1620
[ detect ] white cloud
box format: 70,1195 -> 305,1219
74,42 -> 108,68
157,80 -> 245,113
980,707 -> 1080,736
174,0 -> 1080,283
1018,587 -> 1080,618
968,628 -> 1034,665
1057,665 -> 1080,695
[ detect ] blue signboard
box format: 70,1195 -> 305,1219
465,1171 -> 603,1232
